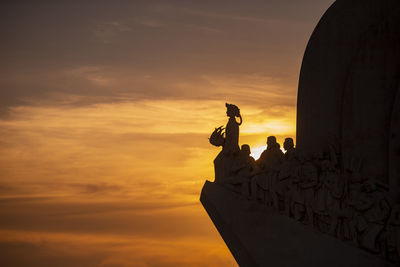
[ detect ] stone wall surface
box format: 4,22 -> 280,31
201,0 -> 400,266
296,0 -> 400,192
201,181 -> 391,267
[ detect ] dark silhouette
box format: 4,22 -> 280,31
239,144 -> 259,176
224,103 -> 242,154
201,0 -> 400,265
210,103 -> 243,184
257,136 -> 283,169
283,137 -> 296,161
256,136 -> 284,209
204,103 -> 399,265
278,137 -> 299,216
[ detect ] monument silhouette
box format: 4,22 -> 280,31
200,0 -> 400,266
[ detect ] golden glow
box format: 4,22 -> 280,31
0,98 -> 296,266
0,93 -> 295,265
242,120 -> 295,135
250,145 -> 266,160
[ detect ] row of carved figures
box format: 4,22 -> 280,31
212,136 -> 400,263
209,103 -> 400,263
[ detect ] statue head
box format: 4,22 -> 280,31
226,103 -> 240,118
283,138 -> 294,151
266,136 -> 277,149
241,144 -> 251,156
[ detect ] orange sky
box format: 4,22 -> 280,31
0,1 -> 334,266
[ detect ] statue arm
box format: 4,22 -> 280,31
237,114 -> 242,126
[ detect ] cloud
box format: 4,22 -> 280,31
0,64 -> 297,120
68,183 -> 124,194
134,17 -> 164,28
0,228 -> 235,267
0,194 -> 210,244
0,98 -> 294,193
151,0 -> 333,24
92,21 -> 133,44
0,0 -> 335,116
0,95 -> 294,255
0,240 -> 104,267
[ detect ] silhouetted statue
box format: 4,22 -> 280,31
224,103 -> 242,154
296,152 -> 318,225
277,137 -> 299,216
313,145 -> 345,235
324,167 -> 344,235
207,106 -> 398,263
349,179 -> 391,252
201,0 -> 400,264
238,144 -> 259,176
283,138 -> 297,161
210,103 -> 243,184
223,144 -> 260,197
257,136 -> 284,169
256,136 -> 284,209
209,103 -> 242,154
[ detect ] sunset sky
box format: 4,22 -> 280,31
0,1 -> 334,266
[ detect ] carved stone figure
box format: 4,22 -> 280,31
224,103 -> 242,154
324,170 -> 345,236
210,103 -> 243,184
283,138 -> 297,161
238,144 -> 260,177
202,0 -> 400,265
277,138 -> 299,216
223,145 -> 259,197
349,180 -> 391,253
257,136 -> 284,209
257,136 -> 284,170
387,205 -> 400,261
297,153 -> 318,225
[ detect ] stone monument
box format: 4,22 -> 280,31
200,0 -> 400,266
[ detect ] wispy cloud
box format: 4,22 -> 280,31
134,17 -> 164,28
92,21 -> 132,44
0,229 -> 234,267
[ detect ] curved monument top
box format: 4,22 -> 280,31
297,0 -> 400,189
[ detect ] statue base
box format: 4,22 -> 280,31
200,181 -> 392,267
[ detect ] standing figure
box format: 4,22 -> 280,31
238,144 -> 260,177
278,138 -> 299,216
256,136 -> 284,209
324,170 -> 345,235
297,153 -> 318,225
209,103 -> 242,183
224,103 -> 242,155
224,144 -> 259,197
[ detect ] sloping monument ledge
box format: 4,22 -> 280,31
200,0 -> 400,266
